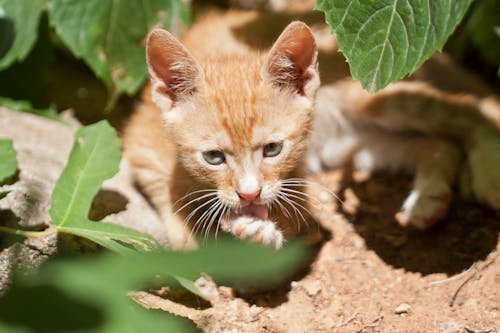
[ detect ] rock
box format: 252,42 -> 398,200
303,279 -> 322,296
437,321 -> 462,333
394,303 -> 411,314
195,274 -> 219,302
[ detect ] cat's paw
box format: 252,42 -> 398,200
396,183 -> 452,229
468,133 -> 500,210
231,216 -> 284,249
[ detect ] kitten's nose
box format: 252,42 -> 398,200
238,189 -> 261,201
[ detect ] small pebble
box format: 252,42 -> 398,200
303,279 -> 322,296
437,321 -> 462,333
353,237 -> 365,249
195,275 -> 218,301
394,303 -> 411,314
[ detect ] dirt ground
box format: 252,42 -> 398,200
135,169 -> 500,333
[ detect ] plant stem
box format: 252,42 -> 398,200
0,226 -> 57,238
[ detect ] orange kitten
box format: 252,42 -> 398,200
125,8 -> 500,248
123,15 -> 319,249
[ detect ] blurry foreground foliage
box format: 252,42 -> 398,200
0,239 -> 308,332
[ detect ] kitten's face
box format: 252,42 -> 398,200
169,72 -> 313,211
147,22 -> 319,217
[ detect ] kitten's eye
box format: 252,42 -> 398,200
202,150 -> 226,165
263,142 -> 283,158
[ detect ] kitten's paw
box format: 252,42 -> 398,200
396,184 -> 451,229
469,134 -> 500,210
231,216 -> 284,249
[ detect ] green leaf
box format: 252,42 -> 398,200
49,121 -> 159,253
316,0 -> 473,92
49,0 -> 190,98
0,240 -> 306,332
0,284 -> 194,333
0,0 -> 45,70
0,138 -> 17,184
0,97 -> 60,122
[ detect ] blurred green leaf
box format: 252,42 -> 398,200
0,0 -> 45,70
0,138 -> 16,184
0,13 -> 56,109
0,283 -> 194,333
0,239 -> 306,332
467,0 -> 500,68
316,0 -> 473,92
0,97 -> 60,121
49,0 -> 190,99
50,121 -> 159,253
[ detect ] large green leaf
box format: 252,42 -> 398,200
49,0 -> 190,97
0,0 -> 45,70
49,121 -> 159,253
316,0 -> 473,92
0,240 -> 307,332
0,138 -> 16,184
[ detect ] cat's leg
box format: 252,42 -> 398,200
467,127 -> 500,210
355,132 -> 462,229
133,167 -> 198,250
226,216 -> 284,249
396,139 -> 462,229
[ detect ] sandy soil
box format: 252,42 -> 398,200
135,169 -> 500,333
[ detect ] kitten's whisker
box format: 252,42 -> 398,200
274,196 -> 292,219
190,199 -> 221,242
281,191 -> 310,204
278,193 -> 307,231
174,189 -> 217,206
209,202 -> 226,234
282,178 -> 343,204
183,196 -> 219,227
214,205 -> 228,240
215,205 -> 227,239
204,202 -> 225,244
175,191 -> 218,215
281,191 -> 315,216
278,195 -> 302,232
278,192 -> 310,231
281,187 -> 321,204
192,200 -> 217,233
189,200 -> 216,241
280,190 -> 322,212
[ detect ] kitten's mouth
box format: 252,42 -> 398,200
237,202 -> 269,220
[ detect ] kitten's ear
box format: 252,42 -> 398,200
146,29 -> 203,110
263,21 -> 319,98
